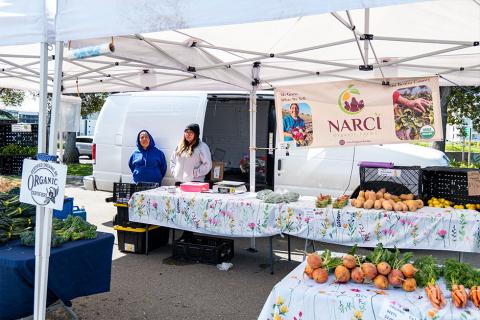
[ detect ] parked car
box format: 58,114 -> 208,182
76,135 -> 93,158
85,91 -> 449,195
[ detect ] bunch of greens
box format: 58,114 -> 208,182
444,259 -> 480,290
413,256 -> 443,287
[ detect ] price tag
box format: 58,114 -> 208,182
378,169 -> 401,178
378,301 -> 418,320
305,209 -> 316,221
467,171 -> 480,196
11,123 -> 31,132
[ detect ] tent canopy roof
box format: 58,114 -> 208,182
0,0 -> 478,92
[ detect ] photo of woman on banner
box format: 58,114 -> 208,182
282,102 -> 313,146
393,85 -> 435,141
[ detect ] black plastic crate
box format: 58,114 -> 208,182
0,155 -> 30,175
173,234 -> 234,264
359,165 -> 422,197
422,166 -> 480,205
115,224 -> 170,254
0,123 -> 38,147
113,205 -> 133,226
113,182 -> 160,204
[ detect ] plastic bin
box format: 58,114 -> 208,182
53,197 -> 74,219
115,224 -> 170,254
173,234 -> 234,264
113,204 -> 129,226
71,206 -> 87,220
359,165 -> 422,197
0,155 -> 30,175
422,166 -> 480,205
113,182 -> 160,204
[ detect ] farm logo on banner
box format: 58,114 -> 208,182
338,84 -> 364,115
274,76 -> 442,148
20,159 -> 67,210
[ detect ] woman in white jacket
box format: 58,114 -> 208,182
170,123 -> 212,186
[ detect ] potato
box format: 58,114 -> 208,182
393,202 -> 403,211
382,200 -> 393,211
376,191 -> 384,200
404,200 -> 418,212
383,192 -> 392,200
374,200 -> 382,209
390,195 -> 400,202
416,199 -> 424,209
400,194 -> 414,201
355,199 -> 365,208
399,202 -> 408,211
364,199 -> 374,209
358,191 -> 365,199
367,191 -> 376,201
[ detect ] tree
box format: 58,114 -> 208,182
446,86 -> 480,133
0,88 -> 25,106
63,93 -> 109,164
79,92 -> 109,117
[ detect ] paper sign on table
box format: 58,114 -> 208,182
467,171 -> 480,196
378,301 -> 419,320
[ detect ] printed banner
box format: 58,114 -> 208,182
274,77 -> 442,148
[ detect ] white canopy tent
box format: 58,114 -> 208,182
52,0 -> 480,194
0,1 -> 478,318
0,1 -> 54,320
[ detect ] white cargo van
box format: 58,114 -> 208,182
85,91 -> 449,196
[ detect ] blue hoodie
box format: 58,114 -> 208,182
128,130 -> 167,184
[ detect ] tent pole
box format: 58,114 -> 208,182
249,62 -> 259,250
346,11 -> 367,66
33,41 -> 48,320
35,40 -> 64,320
372,36 -> 475,46
374,44 -> 471,68
275,54 -> 357,69
364,9 -> 370,64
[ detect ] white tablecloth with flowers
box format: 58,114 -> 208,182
288,206 -> 480,253
259,259 -> 480,320
128,188 -> 480,252
128,188 -> 320,237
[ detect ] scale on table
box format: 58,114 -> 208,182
213,181 -> 247,194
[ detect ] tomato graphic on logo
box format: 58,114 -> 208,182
338,84 -> 365,115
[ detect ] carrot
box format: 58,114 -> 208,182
426,285 -> 440,306
436,285 -> 446,307
454,289 -> 466,307
452,291 -> 462,307
471,286 -> 479,307
476,288 -> 480,308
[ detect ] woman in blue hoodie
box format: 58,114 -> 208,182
128,130 -> 167,184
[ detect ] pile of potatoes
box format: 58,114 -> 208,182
304,250 -> 418,292
351,188 -> 424,212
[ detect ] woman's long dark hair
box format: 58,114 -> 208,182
176,133 -> 199,157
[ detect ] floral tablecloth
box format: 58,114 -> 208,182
259,260 -> 480,320
129,189 -> 480,252
128,188 -> 320,237
288,206 -> 480,253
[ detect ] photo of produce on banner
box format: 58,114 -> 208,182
282,102 -> 313,147
393,85 -> 435,141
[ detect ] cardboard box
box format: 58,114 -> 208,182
211,161 -> 224,181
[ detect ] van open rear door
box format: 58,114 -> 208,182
119,92 -> 208,186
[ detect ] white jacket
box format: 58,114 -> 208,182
170,142 -> 212,183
